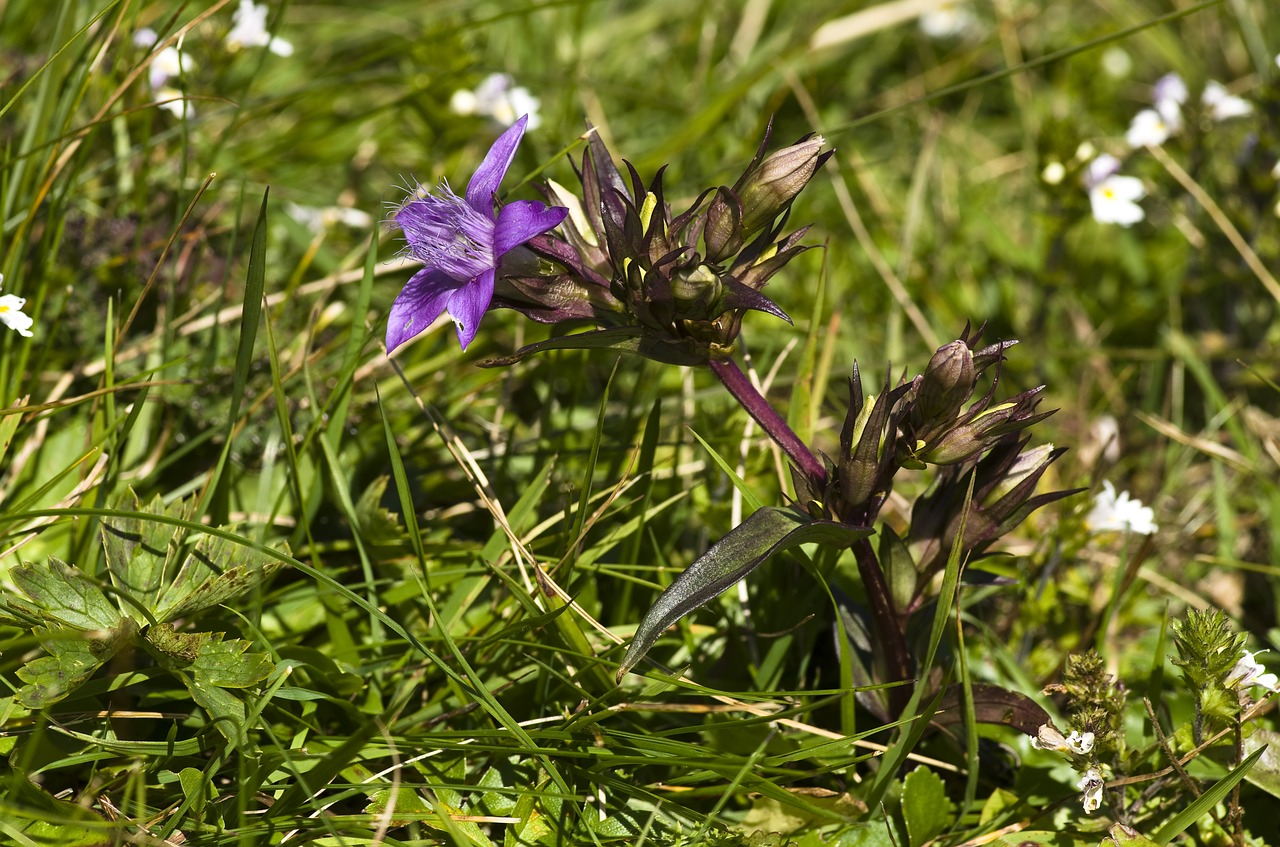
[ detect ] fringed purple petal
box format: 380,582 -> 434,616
465,115 -> 528,213
395,193 -> 495,280
493,200 -> 568,256
386,267 -> 458,353
447,268 -> 496,350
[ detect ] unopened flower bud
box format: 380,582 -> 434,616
671,264 -> 722,313
737,135 -> 826,236
916,341 -> 975,429
703,187 -> 744,264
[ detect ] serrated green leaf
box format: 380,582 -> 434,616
102,492 -> 191,617
192,635 -> 274,688
10,559 -> 119,631
188,677 -> 248,747
617,506 -> 872,679
15,621 -> 137,708
901,766 -> 952,847
154,539 -> 285,622
144,622 -> 209,664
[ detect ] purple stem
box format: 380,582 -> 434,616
709,357 -> 827,488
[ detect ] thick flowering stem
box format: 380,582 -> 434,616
851,536 -> 914,714
709,357 -> 826,488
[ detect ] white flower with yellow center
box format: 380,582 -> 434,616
0,274 -> 34,338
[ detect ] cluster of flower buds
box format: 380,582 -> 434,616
490,122 -> 831,365
790,325 -> 1074,613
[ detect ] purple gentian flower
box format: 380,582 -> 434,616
387,115 -> 567,352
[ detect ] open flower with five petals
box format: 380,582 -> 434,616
387,115 -> 568,352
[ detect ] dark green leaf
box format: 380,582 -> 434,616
10,559 -> 119,631
16,621 -> 137,708
617,506 -> 872,679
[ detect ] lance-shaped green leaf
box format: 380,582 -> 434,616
616,506 -> 872,680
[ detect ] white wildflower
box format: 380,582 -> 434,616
919,1 -> 977,39
1226,650 -> 1280,693
1077,768 -> 1105,814
285,203 -> 373,233
1087,481 -> 1158,535
1066,730 -> 1096,755
450,73 -> 541,129
1041,161 -> 1066,185
133,27 -> 159,49
1152,73 -> 1188,108
1088,173 -> 1146,226
0,275 -> 34,338
1202,80 -> 1252,121
1126,109 -> 1173,148
227,0 -> 294,57
1029,724 -> 1095,756
147,44 -> 193,92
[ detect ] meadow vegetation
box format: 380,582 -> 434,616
1,1 -> 1280,844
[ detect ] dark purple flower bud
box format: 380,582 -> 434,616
736,134 -> 827,236
702,187 -> 745,264
921,386 -> 1052,465
915,340 -> 975,429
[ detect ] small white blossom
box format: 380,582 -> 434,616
1082,154 -> 1145,226
1077,768 -> 1105,814
1087,481 -> 1158,535
1126,109 -> 1173,148
133,27 -> 159,49
1074,141 -> 1097,163
1226,650 -> 1280,693
919,2 -> 978,39
1041,161 -> 1066,185
0,275 -> 33,338
148,44 -> 193,92
285,202 -> 373,233
227,0 -> 294,57
1029,724 -> 1095,755
1202,80 -> 1252,121
450,73 -> 541,129
1089,174 -> 1146,226
1066,730 -> 1096,755
1153,73 -> 1188,108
